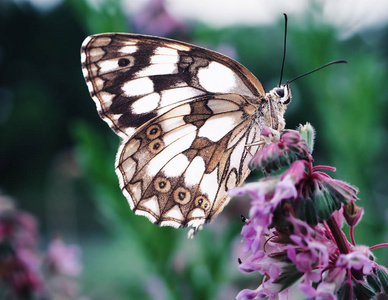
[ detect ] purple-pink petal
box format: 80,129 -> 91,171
336,250 -> 373,275
236,288 -> 259,300
46,239 -> 82,276
271,175 -> 297,205
299,282 -> 317,298
281,160 -> 306,184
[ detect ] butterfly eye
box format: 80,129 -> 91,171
275,88 -> 285,98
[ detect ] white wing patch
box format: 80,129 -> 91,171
164,205 -> 184,221
120,157 -> 137,181
99,58 -> 133,73
119,45 -> 138,54
159,87 -> 204,108
136,62 -> 178,77
188,208 -> 205,219
89,47 -> 105,61
163,123 -> 197,146
162,154 -> 190,177
159,116 -> 187,133
150,53 -> 179,64
122,77 -> 154,96
136,209 -> 158,223
139,196 -> 160,216
198,112 -> 243,142
99,92 -> 115,106
147,130 -> 196,177
200,168 -> 219,204
198,61 -> 254,96
207,99 -> 240,113
131,93 -> 160,114
184,157 -> 206,187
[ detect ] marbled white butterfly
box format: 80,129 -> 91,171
81,33 -> 291,235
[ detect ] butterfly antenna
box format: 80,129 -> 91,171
288,60 -> 347,83
278,13 -> 288,87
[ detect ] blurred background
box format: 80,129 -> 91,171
1,0 -> 388,299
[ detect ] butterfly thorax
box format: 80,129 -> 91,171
256,83 -> 292,132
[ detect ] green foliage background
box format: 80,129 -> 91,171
1,0 -> 388,298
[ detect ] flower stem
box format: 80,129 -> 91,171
326,216 -> 349,254
326,216 -> 363,281
370,243 -> 388,250
349,226 -> 356,246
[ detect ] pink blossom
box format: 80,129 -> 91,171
250,130 -> 309,172
336,249 -> 374,275
234,123 -> 387,299
132,0 -> 184,36
230,174 -> 299,254
0,194 -> 84,299
236,288 -> 260,300
300,281 -> 337,300
46,238 -> 82,276
239,250 -> 281,278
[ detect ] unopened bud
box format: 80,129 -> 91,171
376,267 -> 388,294
298,123 -> 315,154
343,202 -> 364,227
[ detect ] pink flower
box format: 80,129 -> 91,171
336,248 -> 374,275
0,194 -> 84,299
233,123 -> 388,299
300,281 -> 337,300
229,174 -> 298,254
46,238 -> 82,277
250,129 -> 309,173
236,288 -> 260,300
132,0 -> 185,36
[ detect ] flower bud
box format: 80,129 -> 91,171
366,273 -> 382,294
313,186 -> 332,220
376,267 -> 388,294
298,123 -> 315,154
343,202 -> 364,227
296,197 -> 318,226
250,130 -> 310,173
337,280 -> 352,300
353,280 -> 377,299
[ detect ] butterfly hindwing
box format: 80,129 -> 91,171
81,33 -> 271,231
116,94 -> 261,228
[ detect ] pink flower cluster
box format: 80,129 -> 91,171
132,0 -> 185,36
0,195 -> 83,299
230,125 -> 388,300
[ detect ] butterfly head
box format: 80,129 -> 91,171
262,82 -> 292,131
272,82 -> 292,106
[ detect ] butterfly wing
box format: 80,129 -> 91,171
81,33 -> 265,230
115,94 -> 262,229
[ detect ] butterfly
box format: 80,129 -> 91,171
81,33 -> 292,236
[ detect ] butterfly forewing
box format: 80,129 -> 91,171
81,34 -> 265,137
81,33 -> 271,232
